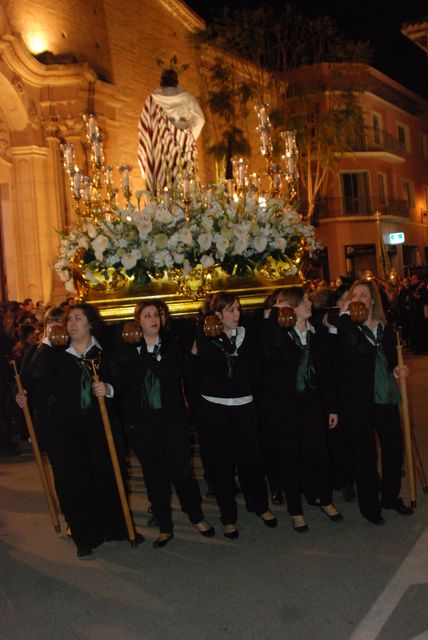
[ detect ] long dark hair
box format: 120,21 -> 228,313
67,303 -> 104,340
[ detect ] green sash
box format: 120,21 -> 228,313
359,323 -> 401,405
72,345 -> 100,409
289,328 -> 318,393
141,343 -> 162,410
211,333 -> 238,379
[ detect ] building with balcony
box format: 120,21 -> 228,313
312,65 -> 428,281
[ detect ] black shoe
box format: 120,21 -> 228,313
258,512 -> 278,528
318,503 -> 343,522
77,546 -> 92,558
194,524 -> 215,538
152,533 -> 174,548
342,482 -> 356,503
292,516 -> 309,533
366,515 -> 385,525
223,526 -> 239,539
382,498 -> 414,515
132,532 -> 145,546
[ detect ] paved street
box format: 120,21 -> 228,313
1,353 -> 428,640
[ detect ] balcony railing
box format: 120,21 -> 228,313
313,196 -> 410,219
348,127 -> 405,156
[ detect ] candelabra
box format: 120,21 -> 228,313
253,105 -> 300,203
60,113 -> 132,221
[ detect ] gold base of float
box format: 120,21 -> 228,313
73,257 -> 305,322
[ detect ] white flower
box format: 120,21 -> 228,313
274,237 -> 287,252
91,235 -> 109,261
121,253 -> 138,270
234,237 -> 248,254
179,228 -> 193,246
200,254 -> 214,268
173,251 -> 185,264
154,233 -> 169,250
155,209 -> 173,224
254,236 -> 268,253
136,217 -> 152,237
86,223 -> 98,239
198,233 -> 212,252
77,236 -> 89,250
214,235 -> 229,255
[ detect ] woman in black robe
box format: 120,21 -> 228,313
337,279 -> 413,524
259,286 -> 341,533
20,303 -> 141,557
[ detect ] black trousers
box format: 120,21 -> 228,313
45,411 -> 129,549
277,393 -> 333,515
198,399 -> 269,525
347,403 -> 403,520
126,410 -> 203,533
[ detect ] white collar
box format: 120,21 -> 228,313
66,336 -> 102,357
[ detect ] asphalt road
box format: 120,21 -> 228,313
1,353 -> 428,640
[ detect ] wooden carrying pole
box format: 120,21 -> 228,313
90,363 -> 136,545
412,432 -> 428,493
395,340 -> 417,507
10,361 -> 61,533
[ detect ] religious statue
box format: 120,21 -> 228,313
138,56 -> 205,193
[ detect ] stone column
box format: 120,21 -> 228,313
9,144 -> 58,303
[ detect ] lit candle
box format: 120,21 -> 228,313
259,106 -> 268,126
62,143 -> 74,166
207,187 -> 214,206
238,158 -> 246,186
73,171 -> 81,196
88,114 -> 97,137
122,170 -> 129,189
261,131 -> 270,154
163,187 -> 170,208
104,166 -> 113,185
93,138 -> 100,162
183,173 -> 191,197
227,178 -> 234,198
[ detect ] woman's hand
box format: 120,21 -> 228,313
191,339 -> 198,355
328,413 -> 339,429
16,391 -> 28,408
394,365 -> 409,379
92,381 -> 109,397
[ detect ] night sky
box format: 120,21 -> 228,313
186,0 -> 428,99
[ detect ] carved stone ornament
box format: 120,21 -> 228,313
11,75 -> 24,94
28,99 -> 41,129
0,115 -> 11,159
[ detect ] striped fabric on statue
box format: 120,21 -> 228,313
138,94 -> 197,194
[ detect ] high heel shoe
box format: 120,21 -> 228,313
318,503 -> 343,522
258,510 -> 278,528
292,515 -> 309,533
152,533 -> 174,548
223,525 -> 239,539
194,521 -> 215,537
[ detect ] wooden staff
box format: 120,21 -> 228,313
412,432 -> 428,494
90,361 -> 137,545
395,337 -> 417,507
10,360 -> 61,533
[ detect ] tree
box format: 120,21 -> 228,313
193,3 -> 371,218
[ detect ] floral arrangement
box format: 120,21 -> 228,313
55,196 -> 318,293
